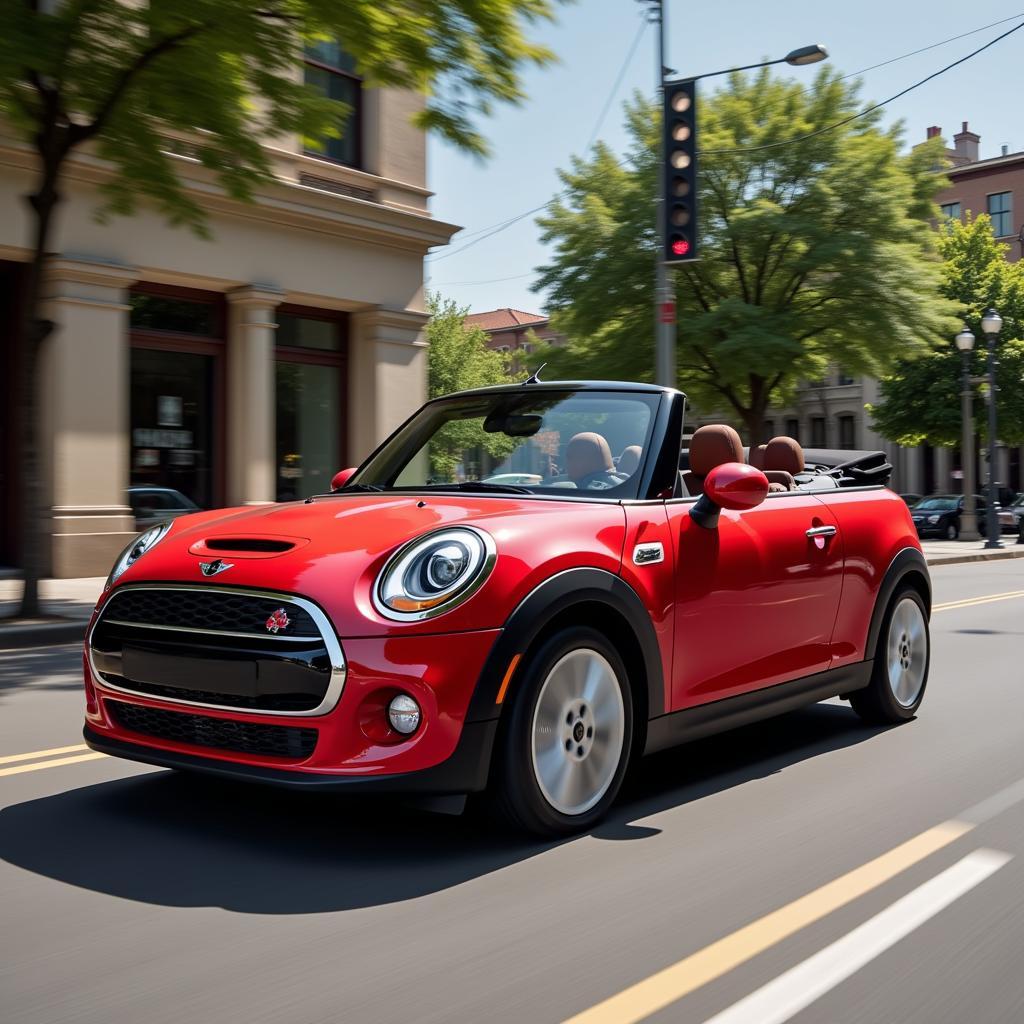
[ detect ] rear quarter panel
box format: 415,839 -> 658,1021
818,488 -> 924,668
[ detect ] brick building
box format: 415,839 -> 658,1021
465,307 -> 566,366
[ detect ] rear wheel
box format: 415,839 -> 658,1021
492,626 -> 633,836
850,587 -> 929,724
944,521 -> 959,540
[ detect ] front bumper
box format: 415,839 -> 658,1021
84,719 -> 499,794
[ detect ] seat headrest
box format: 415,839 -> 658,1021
566,432 -> 613,480
748,444 -> 767,470
617,445 -> 642,476
689,424 -> 744,476
764,437 -> 804,475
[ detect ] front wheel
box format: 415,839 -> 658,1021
945,522 -> 959,540
492,626 -> 633,836
850,587 -> 929,724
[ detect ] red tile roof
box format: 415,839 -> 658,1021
465,307 -> 549,331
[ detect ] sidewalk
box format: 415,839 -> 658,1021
1,541 -> 1021,649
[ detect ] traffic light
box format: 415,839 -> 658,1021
663,78 -> 698,263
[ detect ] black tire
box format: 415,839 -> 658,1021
490,625 -> 633,837
850,586 -> 930,725
945,521 -> 959,540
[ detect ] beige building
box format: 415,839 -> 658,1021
0,43 -> 457,577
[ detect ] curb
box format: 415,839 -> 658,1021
925,546 -> 1024,567
0,619 -> 88,651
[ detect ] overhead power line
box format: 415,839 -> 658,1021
427,13 -> 649,263
429,13 -> 1024,272
702,18 -> 1024,156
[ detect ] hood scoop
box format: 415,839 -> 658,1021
187,535 -> 310,559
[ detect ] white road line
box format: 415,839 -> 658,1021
702,849 -> 1011,1024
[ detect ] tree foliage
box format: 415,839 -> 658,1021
870,214 -> 1024,446
533,70 -> 960,441
426,294 -> 516,478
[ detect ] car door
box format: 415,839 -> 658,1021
665,491 -> 844,710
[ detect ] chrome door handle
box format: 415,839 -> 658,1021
806,525 -> 837,539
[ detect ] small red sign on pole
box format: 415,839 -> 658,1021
659,300 -> 676,324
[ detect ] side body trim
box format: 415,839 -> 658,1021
643,660 -> 872,755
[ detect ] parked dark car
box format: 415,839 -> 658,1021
997,493 -> 1023,534
127,486 -> 200,531
909,494 -> 987,540
898,493 -> 922,507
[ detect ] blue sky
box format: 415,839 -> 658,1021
425,0 -> 1024,314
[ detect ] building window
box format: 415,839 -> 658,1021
520,342 -> 533,354
762,420 -> 774,443
275,308 -> 348,501
838,414 -> 856,450
304,41 -> 362,168
810,417 -> 826,448
785,418 -> 800,442
987,192 -> 1013,237
129,285 -> 225,514
836,367 -> 854,386
940,201 -> 961,221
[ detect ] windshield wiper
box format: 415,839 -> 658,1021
441,481 -> 535,495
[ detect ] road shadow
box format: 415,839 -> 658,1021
0,703 -> 894,915
0,643 -> 86,697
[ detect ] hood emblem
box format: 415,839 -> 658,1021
199,559 -> 233,577
265,608 -> 290,634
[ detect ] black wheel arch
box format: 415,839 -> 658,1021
465,568 -> 665,740
865,547 -> 931,661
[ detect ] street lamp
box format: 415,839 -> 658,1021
980,307 -> 1004,549
954,324 -> 980,541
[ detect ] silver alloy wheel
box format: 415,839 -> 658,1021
886,596 -> 928,708
530,648 -> 625,816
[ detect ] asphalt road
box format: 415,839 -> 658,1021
2,559 -> 1023,1024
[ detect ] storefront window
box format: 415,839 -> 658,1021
275,310 -> 347,501
130,348 -> 215,510
130,293 -> 217,335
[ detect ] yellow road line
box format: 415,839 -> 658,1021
562,820 -> 971,1024
0,743 -> 90,766
933,590 -> 1024,612
0,752 -> 107,778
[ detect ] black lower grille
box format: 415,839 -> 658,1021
108,701 -> 317,760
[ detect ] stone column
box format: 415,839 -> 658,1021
226,286 -> 283,505
348,307 -> 429,463
934,447 -> 951,492
41,258 -> 137,578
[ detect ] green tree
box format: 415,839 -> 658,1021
0,0 -> 558,616
533,70 -> 959,440
870,213 -> 1024,446
426,293 -> 516,479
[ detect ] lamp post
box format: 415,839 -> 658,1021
980,307 -> 1003,549
955,324 -> 981,541
640,0 -> 828,386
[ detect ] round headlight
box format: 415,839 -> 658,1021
374,527 -> 495,620
108,523 -> 171,585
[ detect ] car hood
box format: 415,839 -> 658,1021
107,494 -> 627,637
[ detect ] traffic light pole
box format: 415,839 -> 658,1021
652,0 -> 676,388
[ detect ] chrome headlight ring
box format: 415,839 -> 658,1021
373,527 -> 497,622
107,522 -> 172,587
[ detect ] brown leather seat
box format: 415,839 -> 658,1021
566,432 -> 615,484
681,424 -> 744,496
616,445 -> 642,477
762,436 -> 804,491
748,444 -> 767,470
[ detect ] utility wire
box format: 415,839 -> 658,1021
427,14 -> 648,263
701,18 -> 1024,156
429,13 -> 1024,274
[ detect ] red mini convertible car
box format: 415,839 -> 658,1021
84,381 -> 930,835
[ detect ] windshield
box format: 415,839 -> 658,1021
913,497 -> 958,511
351,389 -> 661,499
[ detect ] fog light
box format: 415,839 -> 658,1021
387,694 -> 421,735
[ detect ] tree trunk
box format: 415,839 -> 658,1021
15,164 -> 61,619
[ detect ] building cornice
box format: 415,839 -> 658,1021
0,136 -> 460,255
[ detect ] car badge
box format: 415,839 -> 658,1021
199,558 -> 233,577
265,608 -> 290,634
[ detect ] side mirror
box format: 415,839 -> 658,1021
690,462 -> 769,529
331,467 -> 357,491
